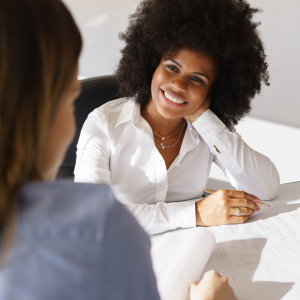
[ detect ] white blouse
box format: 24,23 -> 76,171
74,98 -> 280,235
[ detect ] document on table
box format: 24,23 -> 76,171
202,182 -> 300,300
150,227 -> 215,300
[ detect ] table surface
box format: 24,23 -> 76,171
151,182 -> 300,300
202,181 -> 300,300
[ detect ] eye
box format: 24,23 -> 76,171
167,65 -> 179,73
191,76 -> 204,84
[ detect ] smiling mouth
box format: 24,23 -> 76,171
163,90 -> 187,104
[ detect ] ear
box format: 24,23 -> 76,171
207,80 -> 215,97
206,89 -> 213,100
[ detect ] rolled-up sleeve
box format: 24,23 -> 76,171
193,109 -> 280,200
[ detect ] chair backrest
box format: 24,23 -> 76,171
57,75 -> 119,179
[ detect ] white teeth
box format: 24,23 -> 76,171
164,91 -> 185,104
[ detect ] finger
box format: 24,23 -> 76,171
230,207 -> 255,216
230,215 -> 250,224
205,270 -> 220,278
226,190 -> 258,203
229,197 -> 259,211
221,276 -> 229,284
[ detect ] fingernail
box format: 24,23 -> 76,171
256,198 -> 261,202
257,206 -> 260,211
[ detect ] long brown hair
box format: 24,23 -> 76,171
0,0 -> 82,255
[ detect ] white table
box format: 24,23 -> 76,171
152,182 -> 300,300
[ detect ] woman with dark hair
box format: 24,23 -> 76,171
75,0 -> 280,235
0,0 -> 237,299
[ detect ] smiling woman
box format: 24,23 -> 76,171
151,49 -> 215,120
74,0 -> 280,234
142,48 -> 216,169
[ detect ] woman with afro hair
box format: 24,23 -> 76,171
75,0 -> 280,235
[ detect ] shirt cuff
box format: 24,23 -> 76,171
192,109 -> 226,140
169,200 -> 196,229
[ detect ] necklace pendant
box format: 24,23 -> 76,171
162,137 -> 165,140
162,146 -> 165,149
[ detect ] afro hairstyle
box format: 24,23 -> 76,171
115,0 -> 269,127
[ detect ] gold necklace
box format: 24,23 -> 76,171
154,123 -> 186,149
153,121 -> 185,140
154,132 -> 180,145
154,127 -> 183,146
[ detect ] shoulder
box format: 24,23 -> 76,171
19,180 -> 149,245
83,97 -> 135,133
91,97 -> 131,120
19,179 -> 153,273
18,180 -> 131,239
1,181 -> 157,300
97,97 -> 130,115
20,180 -> 116,211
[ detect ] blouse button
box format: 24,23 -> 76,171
206,129 -> 211,135
200,122 -> 204,127
160,186 -> 166,191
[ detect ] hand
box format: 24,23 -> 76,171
189,270 -> 237,300
184,96 -> 211,123
195,189 -> 260,226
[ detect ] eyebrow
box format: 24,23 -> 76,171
193,72 -> 209,80
169,59 -> 182,68
168,59 -> 209,80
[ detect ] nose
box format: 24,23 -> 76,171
170,77 -> 188,93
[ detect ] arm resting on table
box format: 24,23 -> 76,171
193,109 -> 280,200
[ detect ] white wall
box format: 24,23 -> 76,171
63,0 -> 140,78
63,0 -> 300,187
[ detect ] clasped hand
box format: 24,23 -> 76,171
189,270 -> 237,300
195,189 -> 260,226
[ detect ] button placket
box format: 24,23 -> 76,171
169,122 -> 200,173
156,183 -> 167,202
154,150 -> 168,202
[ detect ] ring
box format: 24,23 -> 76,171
236,207 -> 241,216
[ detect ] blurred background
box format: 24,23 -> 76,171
63,0 -> 300,189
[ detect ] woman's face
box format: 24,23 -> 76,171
150,48 -> 216,120
38,65 -> 81,181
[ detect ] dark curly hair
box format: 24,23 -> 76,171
115,0 -> 269,127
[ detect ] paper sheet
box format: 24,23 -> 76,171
151,227 -> 215,300
201,182 -> 300,300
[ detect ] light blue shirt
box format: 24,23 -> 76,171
0,181 -> 160,300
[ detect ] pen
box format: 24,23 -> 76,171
205,189 -> 270,207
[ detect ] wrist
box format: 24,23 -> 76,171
185,98 -> 211,123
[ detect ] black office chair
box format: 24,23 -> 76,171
56,75 -> 119,179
